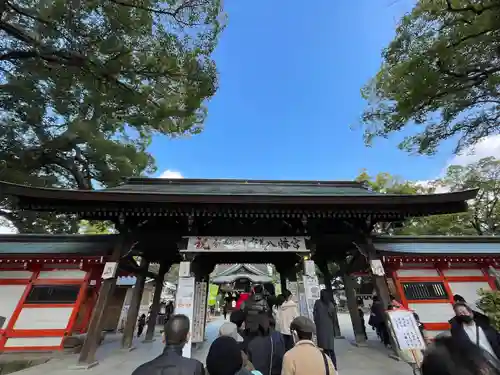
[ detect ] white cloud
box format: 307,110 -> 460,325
447,134 -> 500,167
159,170 -> 183,179
415,135 -> 500,193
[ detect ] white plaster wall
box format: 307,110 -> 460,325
0,285 -> 27,329
0,271 -> 32,279
396,269 -> 440,277
14,307 -> 73,330
408,303 -> 455,324
448,281 -> 492,310
4,337 -> 63,348
442,269 -> 485,277
37,270 -> 86,279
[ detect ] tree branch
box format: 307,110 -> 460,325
106,0 -> 202,27
446,0 -> 500,15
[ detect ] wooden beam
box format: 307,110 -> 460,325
121,260 -> 149,349
343,273 -> 367,345
354,237 -> 399,358
144,262 -> 169,342
75,237 -> 126,368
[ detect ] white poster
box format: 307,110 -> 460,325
175,277 -> 195,358
184,236 -> 308,252
387,309 -> 426,350
302,275 -> 320,321
192,282 -> 207,343
297,280 -> 308,317
101,262 -> 118,279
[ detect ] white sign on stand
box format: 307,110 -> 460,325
302,275 -> 320,320
175,276 -> 195,358
101,262 -> 118,279
387,309 -> 426,351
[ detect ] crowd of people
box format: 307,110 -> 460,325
132,286 -> 500,375
132,284 -> 337,375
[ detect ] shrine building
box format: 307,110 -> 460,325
0,177 -> 487,365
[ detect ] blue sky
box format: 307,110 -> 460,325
149,0 -> 455,181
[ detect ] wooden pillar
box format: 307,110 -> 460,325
75,237 -> 126,368
121,259 -> 149,349
144,262 -> 168,342
317,261 -> 342,338
356,238 -> 399,357
201,272 -> 210,341
280,273 -> 287,293
344,273 -> 367,345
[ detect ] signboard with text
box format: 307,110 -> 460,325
183,236 -> 308,252
192,281 -> 207,343
175,277 -> 195,358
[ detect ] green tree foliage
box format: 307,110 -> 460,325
79,220 -> 115,234
357,157 -> 500,236
438,157 -> 500,235
360,0 -> 500,154
477,289 -> 500,331
0,0 -> 225,233
165,263 -> 180,283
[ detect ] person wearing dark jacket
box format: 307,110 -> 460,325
137,314 -> 146,337
242,284 -> 270,335
246,315 -> 285,375
451,302 -> 500,361
206,336 -> 256,375
313,289 -> 337,368
131,314 -> 204,375
370,295 -> 390,347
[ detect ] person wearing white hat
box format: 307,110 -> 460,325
219,322 -> 255,372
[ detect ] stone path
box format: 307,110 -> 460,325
10,314 -> 413,375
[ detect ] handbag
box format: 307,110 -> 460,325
321,351 -> 331,375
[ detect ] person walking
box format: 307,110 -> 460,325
137,313 -> 146,337
219,322 -> 255,372
370,295 -> 390,347
242,284 -> 271,336
281,316 -> 336,375
451,302 -> 500,360
246,315 -> 285,375
206,336 -> 263,375
276,289 -> 299,351
313,289 -> 338,368
165,300 -> 174,323
357,298 -> 368,340
132,314 -> 204,375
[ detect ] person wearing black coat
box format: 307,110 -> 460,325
242,284 -> 271,335
450,302 -> 500,361
246,314 -> 285,375
132,314 -> 204,375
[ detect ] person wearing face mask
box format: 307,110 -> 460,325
450,302 -> 500,361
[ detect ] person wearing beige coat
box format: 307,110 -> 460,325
281,316 -> 336,375
276,290 -> 299,351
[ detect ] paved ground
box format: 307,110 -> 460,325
10,313 -> 413,375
